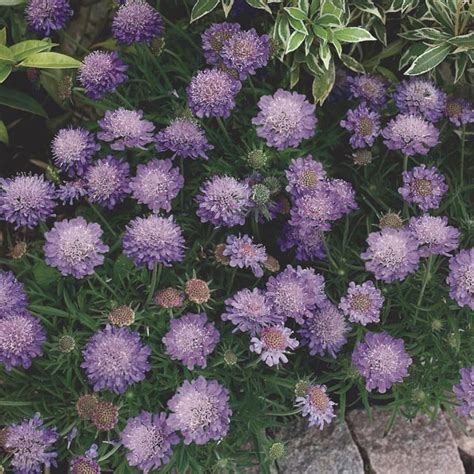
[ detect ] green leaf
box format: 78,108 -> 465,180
0,0 -> 25,4
10,40 -> 55,62
0,63 -> 12,83
426,0 -> 454,31
448,32 -> 474,49
0,28 -> 6,46
317,14 -> 341,26
352,0 -> 383,21
285,31 -> 306,54
190,0 -> 219,22
246,0 -> 271,13
19,52 -> 81,69
0,120 -> 8,145
297,0 -> 309,13
221,0 -> 234,17
289,61 -> 300,88
309,0 -> 320,17
398,42 -> 429,70
284,6 -> 307,21
319,41 -> 331,69
341,53 -> 365,73
313,24 -> 328,41
304,31 -> 314,55
454,53 -> 468,83
333,27 -> 376,43
0,44 -> 14,63
33,261 -> 60,289
288,17 -> 308,35
332,38 -> 342,57
0,86 -> 47,117
405,43 -> 453,75
312,55 -> 335,104
276,15 -> 291,44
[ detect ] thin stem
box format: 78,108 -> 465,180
146,263 -> 162,306
402,154 -> 409,218
114,90 -> 134,109
216,117 -> 232,145
321,234 -> 338,270
88,203 -> 117,238
94,272 -> 118,299
460,123 -> 466,185
415,256 -> 433,320
227,268 -> 237,293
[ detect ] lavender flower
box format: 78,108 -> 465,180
187,69 -> 241,119
295,384 -> 336,429
0,174 -> 56,229
167,376 -> 232,445
25,0 -> 72,36
352,332 -> 412,393
453,367 -> 474,417
78,51 -> 128,100
348,74 -> 387,109
81,325 -> 151,394
57,180 -> 87,205
252,89 -> 316,150
361,227 -> 420,283
130,159 -> 183,213
201,22 -> 241,65
398,164 -> 448,211
70,446 -> 100,474
0,270 -> 28,316
97,108 -> 155,150
223,234 -> 267,277
285,155 -> 326,198
445,96 -> 474,127
339,281 -> 384,326
112,0 -> 164,46
196,175 -> 251,228
382,114 -> 439,156
324,178 -> 358,219
123,215 -> 185,269
163,312 -> 220,370
279,224 -> 325,262
250,325 -> 299,366
447,248 -> 474,311
44,217 -> 109,278
340,103 -> 381,149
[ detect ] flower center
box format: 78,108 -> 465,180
299,170 -> 318,187
210,31 -> 233,52
447,101 -> 462,116
350,294 -> 372,312
307,386 -> 329,410
358,117 -> 374,136
412,178 -> 433,197
463,267 -> 474,294
261,328 -> 286,350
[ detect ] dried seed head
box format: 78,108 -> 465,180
91,401 -> 119,431
379,212 -> 403,230
214,244 -> 230,265
9,242 -> 28,260
59,335 -> 76,353
108,306 -> 135,327
263,255 -> 280,273
0,428 -> 10,450
185,278 -> 211,304
154,287 -> 184,308
352,149 -> 373,166
57,76 -> 73,101
76,394 -> 99,420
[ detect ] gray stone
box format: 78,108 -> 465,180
347,408 -> 465,474
446,414 -> 474,470
277,418 -> 365,474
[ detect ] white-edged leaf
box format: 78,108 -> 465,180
312,55 -> 335,104
313,24 -> 328,41
246,0 -> 272,13
454,53 -> 468,83
0,120 -> 8,145
285,30 -> 306,54
448,32 -> 474,49
284,6 -> 307,21
332,38 -> 342,57
221,0 -> 235,17
288,17 -> 308,34
319,41 -> 331,69
277,15 -> 291,44
352,0 -> 383,21
333,27 -> 376,43
0,28 -> 6,46
405,43 -> 453,75
0,0 -> 25,5
19,52 -> 81,69
10,40 -> 55,62
341,53 -> 365,73
190,0 -> 219,22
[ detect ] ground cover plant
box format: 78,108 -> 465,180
0,0 -> 473,472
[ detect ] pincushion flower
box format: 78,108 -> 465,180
447,248 -> 474,310
285,155 -> 326,197
123,215 -> 185,268
81,325 -> 151,394
70,446 -> 100,474
445,96 -> 474,127
361,227 -> 420,283
0,270 -> 28,316
97,108 -> 155,150
78,51 -> 128,100
0,174 -> 56,229
250,325 -> 299,366
121,412 -> 179,473
167,376 -> 232,445
295,384 -> 336,429
279,224 -> 325,262
252,89 -> 316,150
163,312 -> 220,370
130,159 -> 184,213
201,22 -> 241,65
340,104 -> 381,149
339,281 -> 384,326
154,287 -> 184,309
453,366 -> 474,417
44,217 -> 109,278
57,180 -> 87,205
352,331 -> 412,393
348,74 -> 387,109
324,179 -> 358,219
223,234 -> 267,277
91,401 -> 119,431
25,0 -> 72,36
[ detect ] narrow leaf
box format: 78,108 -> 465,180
0,63 -> 12,83
405,43 -> 453,75
341,53 -> 365,73
312,56 -> 335,104
0,28 -> 6,46
285,31 -> 306,54
190,0 -> 219,22
0,44 -> 14,63
19,52 -> 81,69
10,40 -> 55,62
284,6 -> 307,21
0,86 -> 47,117
333,27 -> 376,43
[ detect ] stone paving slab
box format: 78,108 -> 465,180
446,415 -> 474,471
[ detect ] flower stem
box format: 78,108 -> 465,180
88,202 -> 117,238
216,117 -> 232,145
146,263 -> 162,306
414,255 -> 433,320
460,124 -> 466,185
94,272 -> 118,299
402,154 -> 409,218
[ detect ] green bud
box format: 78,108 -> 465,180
252,184 -> 271,206
247,150 -> 269,170
268,442 -> 285,460
294,380 -> 309,397
431,319 -> 443,332
352,149 -> 372,166
223,350 -> 238,366
46,165 -> 61,185
263,176 -> 281,195
58,335 -> 76,353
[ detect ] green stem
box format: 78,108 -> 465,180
88,203 -> 117,238
227,268 -> 237,294
114,90 -> 134,109
95,272 -> 118,299
216,117 -> 232,145
415,256 -> 433,320
460,123 -> 466,185
146,263 -> 162,306
402,154 -> 409,218
321,234 -> 337,270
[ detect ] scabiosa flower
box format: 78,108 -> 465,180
187,69 -> 241,119
155,117 -> 213,160
185,278 -> 211,305
97,108 -> 155,150
285,155 -> 326,197
279,224 -> 326,262
339,281 -> 384,326
445,96 -> 474,127
84,156 -> 131,209
393,78 -> 447,122
154,287 -> 184,308
81,325 -> 151,394
57,180 -> 87,205
76,394 -> 99,420
398,164 -> 448,211
0,270 -> 28,316
0,310 -> 46,371
112,0 -> 164,46
121,412 -> 179,473
250,325 -> 299,366
361,227 -> 420,283
348,74 -> 387,109
123,215 -> 185,269
78,51 -> 128,100
130,159 -> 183,213
44,217 -> 109,278
324,178 -> 358,219
167,376 -> 232,445
196,175 -> 251,228
295,384 -> 336,429
163,312 -> 220,370
453,367 -> 474,417
201,22 -> 241,65
352,331 -> 412,393
223,234 -> 267,277
252,89 -> 316,150
447,248 -> 474,311
340,103 -> 381,149
5,414 -> 58,473
382,114 -> 439,156
108,306 -> 135,327
91,401 -> 119,431
25,0 -> 72,36
0,174 -> 56,229
70,446 -> 100,474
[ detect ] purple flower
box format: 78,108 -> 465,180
130,159 -> 183,213
0,270 -> 28,316
196,175 -> 251,228
0,310 -> 46,371
329,66 -> 352,101
201,22 -> 241,65
340,103 -> 381,149
252,89 -> 316,150
78,51 -> 128,100
223,234 -> 267,277
112,0 -> 164,46
44,217 -> 109,278
398,164 -> 448,211
0,174 -> 56,229
348,74 -> 387,109
123,215 -> 185,269
82,325 -> 151,394
84,156 -> 131,209
265,265 -> 327,324
187,69 -> 241,118
361,227 -> 420,283
324,178 -> 358,219
408,215 -> 459,257
339,281 -> 384,326
393,78 -> 447,122
97,108 -> 155,150
57,180 -> 87,205
285,155 -> 326,198
167,376 -> 232,445
5,414 -> 58,473
121,412 -> 179,473
250,325 -> 299,366
445,96 -> 474,127
382,114 -> 439,156
295,384 -> 336,429
222,288 -> 283,335
447,248 -> 474,311
25,0 -> 72,36
279,224 -> 326,262
299,303 -> 349,358
51,127 -> 100,177
352,332 -> 412,393
155,117 -> 213,160
70,447 -> 100,474
163,312 -> 220,370
453,367 -> 474,417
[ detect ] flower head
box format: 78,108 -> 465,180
0,270 -> 28,316
26,0 -> 72,36
453,366 -> 474,417
279,224 -> 326,262
154,287 -> 184,308
201,22 -> 241,65
91,401 -> 119,431
295,384 -> 336,429
285,155 -> 326,198
324,179 -> 358,219
250,325 -> 299,366
223,234 -> 267,277
339,281 -> 384,326
348,74 -> 387,109
447,248 -> 474,310
185,278 -> 211,304
76,394 -> 99,420
70,447 -> 100,474
57,180 -> 87,205
340,103 -> 381,149
445,96 -> 474,127
108,306 -> 135,327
